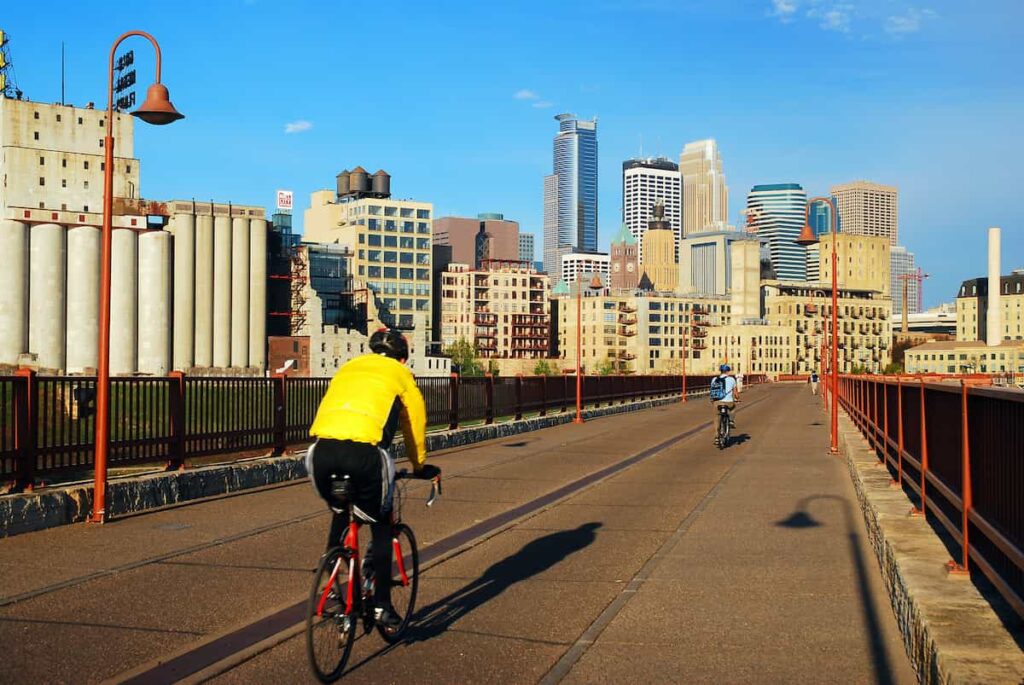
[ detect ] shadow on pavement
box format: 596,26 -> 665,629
407,522 -> 603,643
776,495 -> 896,685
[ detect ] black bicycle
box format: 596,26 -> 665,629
306,467 -> 441,683
714,404 -> 732,449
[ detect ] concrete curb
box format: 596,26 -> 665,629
838,411 -> 1024,684
0,391 -> 702,538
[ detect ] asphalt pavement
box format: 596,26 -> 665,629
0,383 -> 915,684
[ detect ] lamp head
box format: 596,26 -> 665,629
795,222 -> 819,247
132,83 -> 184,125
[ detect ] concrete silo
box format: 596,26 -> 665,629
248,218 -> 267,370
65,226 -> 101,373
170,213 -> 196,371
194,214 -> 214,367
230,217 -> 250,367
110,229 -> 138,375
213,215 -> 232,368
28,223 -> 66,371
138,231 -> 172,375
0,219 -> 29,365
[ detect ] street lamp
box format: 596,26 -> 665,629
573,275 -> 604,424
91,31 -> 183,524
796,197 -> 839,454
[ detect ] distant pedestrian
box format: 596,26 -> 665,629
810,372 -> 820,395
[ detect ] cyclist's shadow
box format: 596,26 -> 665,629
407,521 -> 602,642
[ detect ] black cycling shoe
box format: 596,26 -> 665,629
374,604 -> 402,631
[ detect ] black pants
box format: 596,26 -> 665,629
308,439 -> 394,607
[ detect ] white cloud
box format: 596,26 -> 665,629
532,101 -> 553,109
514,89 -> 539,100
885,8 -> 935,36
770,0 -> 798,20
818,6 -> 852,32
284,120 -> 313,134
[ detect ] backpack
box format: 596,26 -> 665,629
709,375 -> 727,401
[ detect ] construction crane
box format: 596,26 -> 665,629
898,268 -> 930,333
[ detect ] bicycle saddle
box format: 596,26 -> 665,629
329,474 -> 355,507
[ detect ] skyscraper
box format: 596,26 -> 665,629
640,200 -> 678,292
830,181 -> 898,245
891,246 -> 919,315
679,139 -> 729,236
805,197 -> 839,281
746,183 -> 808,282
519,232 -> 534,264
622,157 -> 681,262
543,113 -> 598,282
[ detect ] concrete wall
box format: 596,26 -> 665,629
212,216 -> 232,368
138,231 -> 172,375
0,220 -> 29,363
248,219 -> 267,369
171,214 -> 196,370
110,229 -> 138,375
230,217 -> 250,367
28,223 -> 66,371
194,215 -> 215,367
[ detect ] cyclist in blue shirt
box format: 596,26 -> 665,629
714,364 -> 740,429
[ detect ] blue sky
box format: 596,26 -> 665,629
4,0 -> 1022,306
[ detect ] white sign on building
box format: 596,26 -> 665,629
276,190 -> 293,211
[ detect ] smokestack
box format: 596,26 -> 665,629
987,227 -> 1002,347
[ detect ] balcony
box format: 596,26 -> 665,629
618,351 -> 636,361
692,339 -> 707,350
618,315 -> 637,325
618,327 -> 637,337
474,328 -> 496,338
474,314 -> 497,326
618,303 -> 637,313
692,328 -> 707,338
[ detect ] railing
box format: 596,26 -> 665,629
838,374 -> 1024,618
1,371 -> 766,490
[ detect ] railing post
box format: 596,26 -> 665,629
448,373 -> 460,430
13,368 -> 37,493
949,380 -> 973,576
514,374 -> 523,421
272,373 -> 287,455
882,379 -> 889,467
911,378 -> 929,518
484,373 -> 495,425
166,371 -> 186,471
895,376 -> 904,487
539,374 -> 547,417
562,374 -> 569,413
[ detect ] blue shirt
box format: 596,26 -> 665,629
719,374 -> 737,402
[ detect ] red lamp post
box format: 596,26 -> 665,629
90,31 -> 183,524
797,197 -> 839,454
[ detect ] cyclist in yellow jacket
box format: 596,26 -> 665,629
307,328 -> 436,630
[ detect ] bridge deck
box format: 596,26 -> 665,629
0,384 -> 914,684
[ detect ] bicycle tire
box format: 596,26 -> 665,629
718,412 -> 729,449
377,523 -> 419,643
306,547 -> 357,683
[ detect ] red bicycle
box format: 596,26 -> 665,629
306,467 -> 441,682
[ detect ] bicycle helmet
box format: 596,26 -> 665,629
369,328 -> 409,362
719,364 -> 731,373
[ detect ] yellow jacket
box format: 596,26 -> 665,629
309,354 -> 428,468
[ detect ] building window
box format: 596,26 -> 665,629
34,131 -> 40,140
62,159 -> 67,168
34,111 -> 40,120
39,177 -> 45,186
62,179 -> 67,188
39,156 -> 45,165
99,139 -> 104,148
56,114 -> 62,122
84,181 -> 89,189
99,119 -> 105,127
84,205 -> 89,212
126,164 -> 131,173
84,161 -> 90,170
78,117 -> 83,125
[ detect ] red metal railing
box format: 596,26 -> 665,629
838,374 -> 1024,617
0,371 -> 767,490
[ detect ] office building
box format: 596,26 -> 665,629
609,223 -> 639,290
679,139 -> 728,236
519,232 -> 535,264
745,183 -> 808,281
817,234 -> 891,295
439,260 -> 549,359
622,157 -> 681,261
640,200 -> 678,293
890,246 -> 919,316
560,252 -> 610,287
433,213 -> 519,268
543,113 -> 598,281
303,168 -> 432,333
831,180 -> 898,245
805,198 -> 839,281
678,230 -> 761,318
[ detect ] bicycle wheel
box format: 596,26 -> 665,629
718,413 -> 729,449
377,523 -> 419,643
307,547 -> 356,683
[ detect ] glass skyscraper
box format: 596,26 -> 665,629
746,183 -> 808,282
805,197 -> 840,281
543,113 -> 598,282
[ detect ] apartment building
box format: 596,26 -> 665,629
956,272 -> 1024,343
817,233 -> 891,295
439,260 -> 550,359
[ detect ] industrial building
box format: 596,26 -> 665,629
0,96 -> 267,375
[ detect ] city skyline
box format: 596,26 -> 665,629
1,1 -> 1021,307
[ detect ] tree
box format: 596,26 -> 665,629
533,359 -> 557,376
882,362 -> 902,374
444,338 -> 484,377
594,359 -> 617,376
890,338 -> 916,368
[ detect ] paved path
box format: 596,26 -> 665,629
0,384 -> 914,684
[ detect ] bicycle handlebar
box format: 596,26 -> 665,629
395,467 -> 443,507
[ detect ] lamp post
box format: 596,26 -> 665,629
797,197 -> 839,454
90,31 -> 183,524
573,276 -> 604,424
